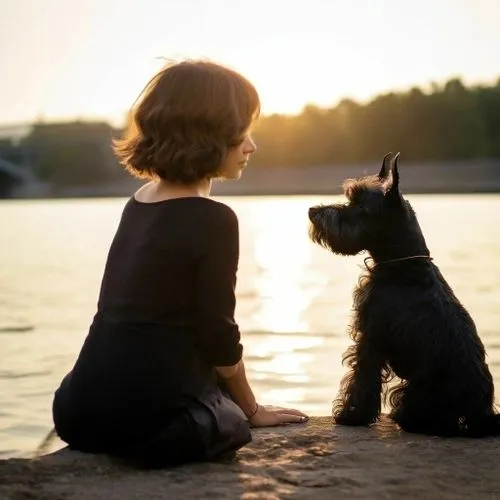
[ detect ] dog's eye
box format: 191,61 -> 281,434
357,205 -> 372,216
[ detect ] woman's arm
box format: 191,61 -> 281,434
194,206 -> 243,367
216,360 -> 256,416
217,360 -> 309,427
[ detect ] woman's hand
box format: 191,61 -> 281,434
248,404 -> 309,427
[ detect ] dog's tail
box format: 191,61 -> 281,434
464,413 -> 500,438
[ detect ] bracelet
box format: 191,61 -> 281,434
246,403 -> 259,419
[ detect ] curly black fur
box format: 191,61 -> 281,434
309,152 -> 500,437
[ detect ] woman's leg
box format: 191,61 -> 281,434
129,391 -> 251,468
127,409 -> 206,468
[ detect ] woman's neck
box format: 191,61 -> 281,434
136,177 -> 212,203
159,177 -> 212,198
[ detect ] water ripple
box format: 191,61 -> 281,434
0,325 -> 35,334
0,370 -> 52,380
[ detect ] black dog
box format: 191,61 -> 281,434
308,152 -> 500,437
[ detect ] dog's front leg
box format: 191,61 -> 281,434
333,336 -> 383,426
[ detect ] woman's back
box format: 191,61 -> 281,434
99,196 -> 233,323
53,196 -> 243,447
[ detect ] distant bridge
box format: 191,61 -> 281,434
0,124 -> 32,145
0,158 -> 36,183
0,150 -> 39,197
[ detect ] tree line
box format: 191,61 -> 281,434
1,77 -> 499,187
251,78 -> 500,167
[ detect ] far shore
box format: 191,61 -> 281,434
4,159 -> 500,199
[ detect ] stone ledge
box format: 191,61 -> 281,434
1,416 -> 499,499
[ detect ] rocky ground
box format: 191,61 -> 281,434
1,416 -> 499,500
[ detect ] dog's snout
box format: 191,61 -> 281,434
308,206 -> 320,221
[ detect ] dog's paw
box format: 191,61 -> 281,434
333,409 -> 378,427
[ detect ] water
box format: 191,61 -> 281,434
1,195 -> 500,458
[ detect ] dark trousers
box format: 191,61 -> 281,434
53,378 -> 251,469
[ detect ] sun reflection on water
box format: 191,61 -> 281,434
247,199 -> 325,334
240,199 -> 331,408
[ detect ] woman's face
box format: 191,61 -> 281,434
218,134 -> 257,180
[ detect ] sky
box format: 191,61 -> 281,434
1,0 -> 499,127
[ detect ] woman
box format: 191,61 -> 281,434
51,59 -> 308,468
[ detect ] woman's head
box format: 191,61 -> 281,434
114,59 -> 260,183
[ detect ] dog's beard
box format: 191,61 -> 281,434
308,206 -> 366,256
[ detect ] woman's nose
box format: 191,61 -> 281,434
245,136 -> 257,154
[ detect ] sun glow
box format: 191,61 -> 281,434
1,0 -> 499,125
237,198 -> 329,407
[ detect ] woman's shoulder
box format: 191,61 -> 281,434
194,198 -> 239,233
198,198 -> 237,219
126,195 -> 238,226
130,183 -> 237,220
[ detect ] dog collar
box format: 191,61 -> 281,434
364,255 -> 433,270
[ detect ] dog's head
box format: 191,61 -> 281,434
308,152 -> 427,259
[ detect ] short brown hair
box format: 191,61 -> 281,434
113,60 -> 260,183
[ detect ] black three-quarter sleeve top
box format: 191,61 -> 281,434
52,196 -> 243,442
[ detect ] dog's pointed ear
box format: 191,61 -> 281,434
391,152 -> 400,188
386,152 -> 401,197
378,152 -> 393,179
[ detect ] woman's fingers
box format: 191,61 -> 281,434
277,412 -> 309,424
249,406 -> 309,427
253,405 -> 309,427
270,406 -> 309,418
